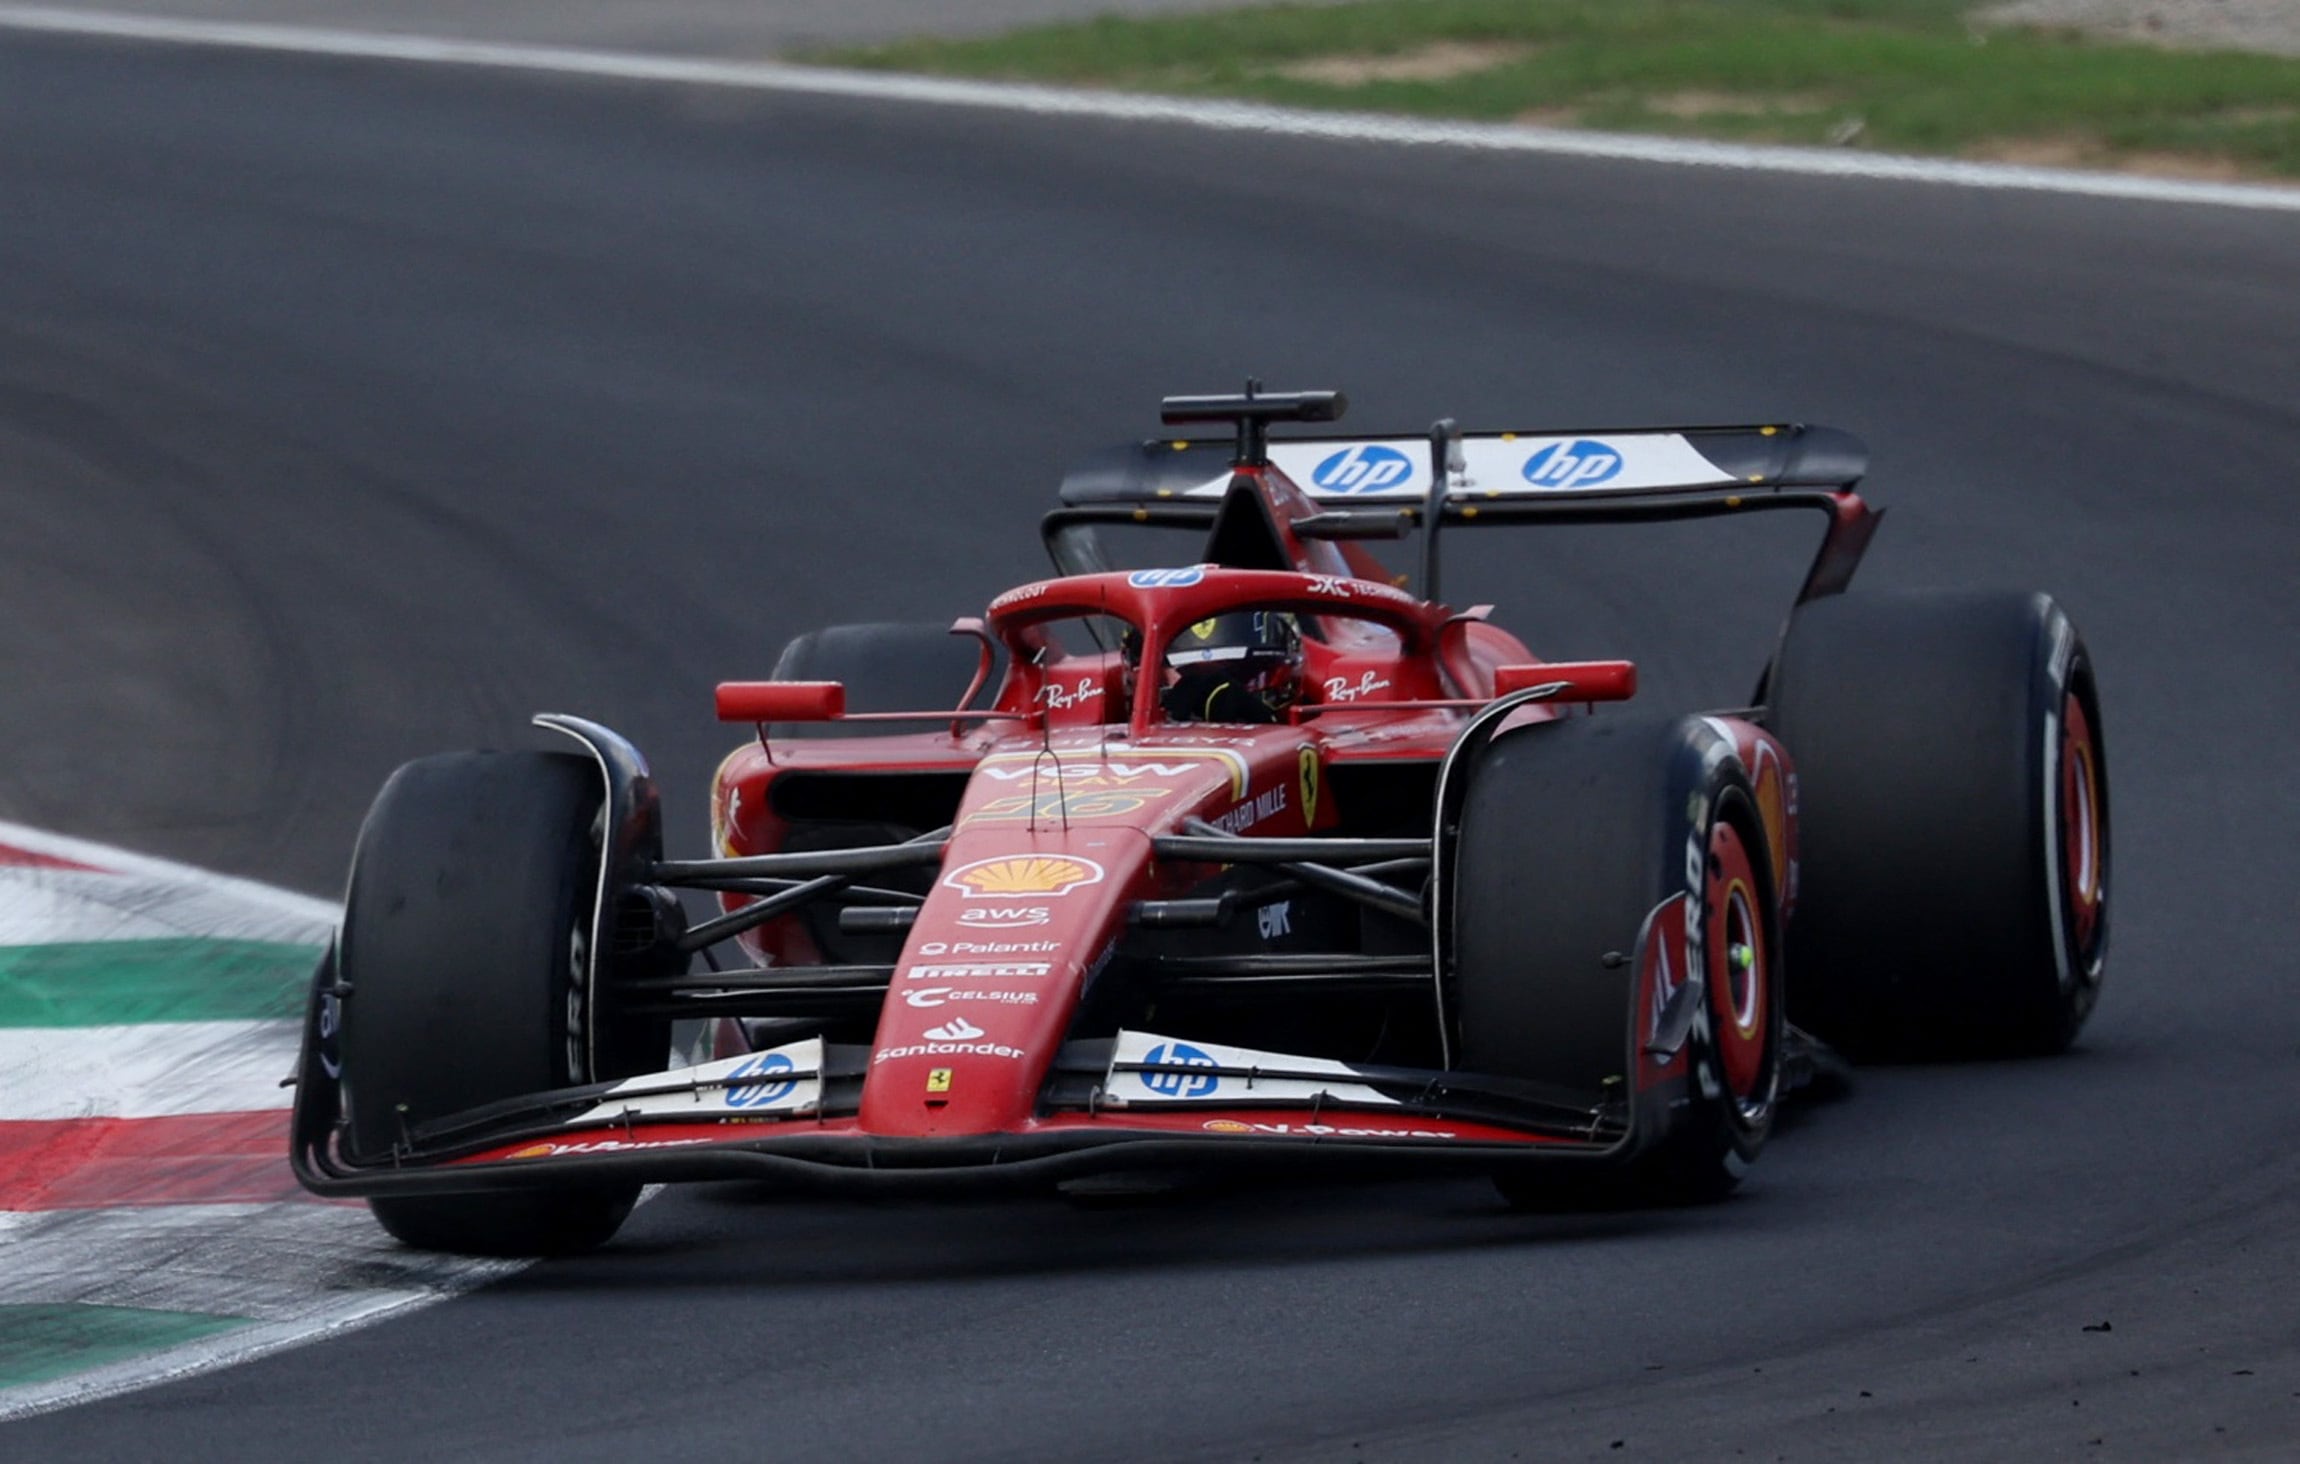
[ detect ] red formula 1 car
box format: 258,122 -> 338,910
291,388 -> 2111,1257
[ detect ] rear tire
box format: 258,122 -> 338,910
1766,591 -> 2109,1059
338,750 -> 643,1257
768,622 -> 999,738
766,622 -> 1000,965
1451,716 -> 1784,1209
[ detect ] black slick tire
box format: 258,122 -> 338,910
1451,715 -> 1785,1209
1765,590 -> 2109,1059
768,622 -> 1000,738
336,750 -> 640,1257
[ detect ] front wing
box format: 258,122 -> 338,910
288,1021 -> 1699,1199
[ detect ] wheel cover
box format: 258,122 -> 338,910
2058,690 -> 2105,963
1705,820 -> 1768,1104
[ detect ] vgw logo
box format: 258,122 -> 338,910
1139,1041 -> 1221,1099
1521,439 -> 1625,490
1310,444 -> 1414,494
723,1052 -> 797,1109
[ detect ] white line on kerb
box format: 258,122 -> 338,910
2,5 -> 2298,213
0,1021 -> 303,1119
0,823 -> 414,1421
0,817 -> 339,929
0,1283 -> 511,1423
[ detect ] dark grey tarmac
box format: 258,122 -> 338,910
1,26 -> 2297,1463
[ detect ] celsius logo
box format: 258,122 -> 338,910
1128,566 -> 1206,589
1522,439 -> 1625,490
905,987 -> 1040,1009
1310,444 -> 1414,494
1139,1041 -> 1221,1099
722,1052 -> 797,1109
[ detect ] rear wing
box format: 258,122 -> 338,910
1051,404 -> 1880,605
1060,422 -> 1867,506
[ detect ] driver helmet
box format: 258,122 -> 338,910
1161,611 -> 1303,724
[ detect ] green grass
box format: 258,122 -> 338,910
817,0 -> 2300,179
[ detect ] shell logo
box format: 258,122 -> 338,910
943,855 -> 1107,899
1201,1119 -> 1254,1134
507,1143 -> 556,1160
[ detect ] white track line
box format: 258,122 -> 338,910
0,1021 -> 301,1119
0,819 -> 338,933
2,5 -> 2298,213
0,1287 -> 511,1421
0,1206 -> 518,1421
0,867 -> 331,949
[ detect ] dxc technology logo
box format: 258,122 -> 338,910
1139,1042 -> 1222,1099
1521,439 -> 1626,490
1310,444 -> 1414,494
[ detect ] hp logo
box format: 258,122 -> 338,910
1127,567 -> 1206,589
1139,1042 -> 1221,1099
1310,444 -> 1414,494
724,1052 -> 797,1108
1522,439 -> 1625,490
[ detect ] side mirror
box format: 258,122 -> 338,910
716,681 -> 845,723
1493,660 -> 1637,703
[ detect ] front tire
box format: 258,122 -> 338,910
337,750 -> 643,1257
1451,715 -> 1785,1208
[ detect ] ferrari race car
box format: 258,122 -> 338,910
291,387 -> 2111,1257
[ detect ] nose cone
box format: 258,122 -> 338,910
856,837 -> 1142,1138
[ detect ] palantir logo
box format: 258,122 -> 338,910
1521,439 -> 1625,490
723,1052 -> 797,1109
1310,444 -> 1414,494
1139,1041 -> 1221,1099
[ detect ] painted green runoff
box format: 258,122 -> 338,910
0,938 -> 318,1027
823,0 -> 2300,179
0,1302 -> 252,1389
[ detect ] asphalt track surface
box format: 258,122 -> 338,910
3,27 -> 2298,1464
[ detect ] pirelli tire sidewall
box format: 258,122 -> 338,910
1766,590 -> 2109,1058
335,749 -> 641,1257
1639,725 -> 1786,1185
1449,714 -> 1783,1198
